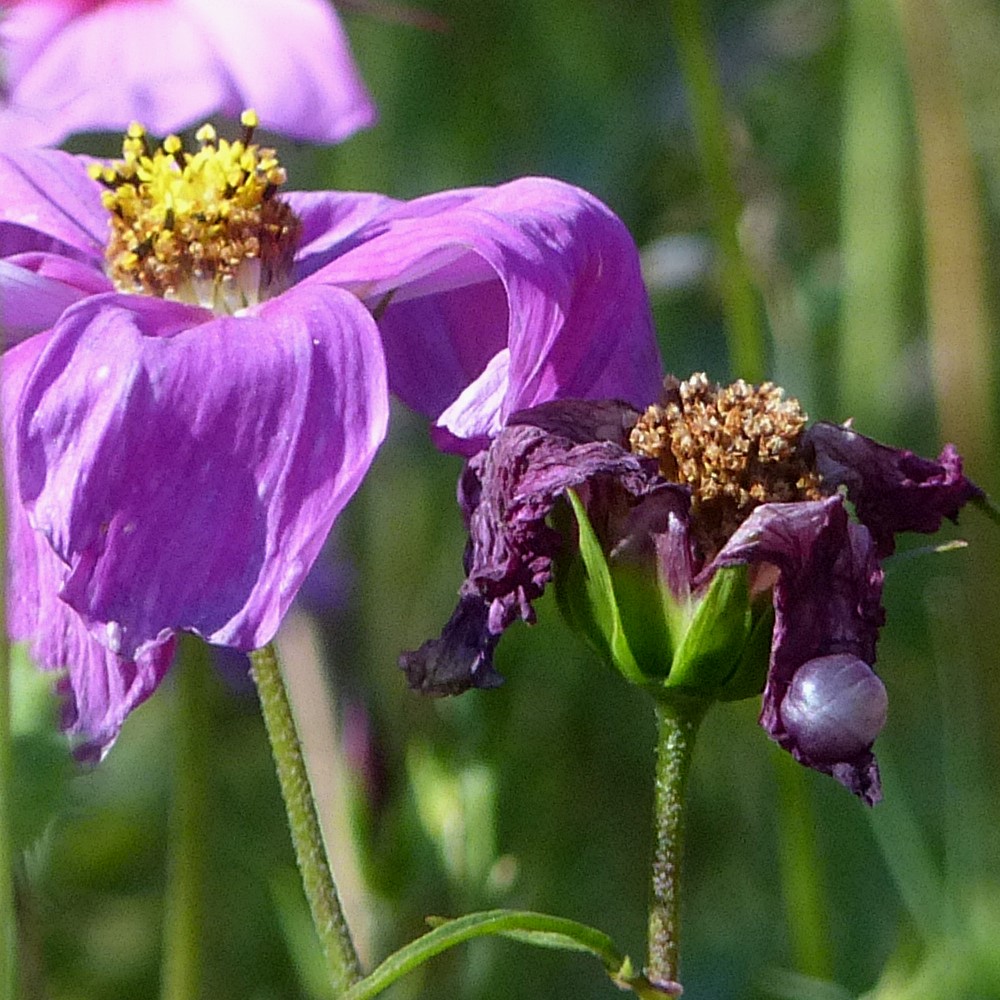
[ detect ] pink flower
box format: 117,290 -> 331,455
0,0 -> 376,147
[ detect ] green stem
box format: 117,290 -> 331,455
161,636 -> 211,1000
0,432 -> 16,999
249,643 -> 362,994
668,0 -> 767,382
647,695 -> 707,993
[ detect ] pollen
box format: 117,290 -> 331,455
89,109 -> 301,313
630,373 -> 823,558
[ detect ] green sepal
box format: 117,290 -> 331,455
665,564 -> 753,695
554,491 -> 773,702
554,491 -> 646,685
717,599 -> 773,702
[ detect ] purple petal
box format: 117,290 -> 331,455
711,497 -> 886,803
180,0 -> 377,143
18,284 -> 388,660
4,330 -> 176,757
286,189 -> 401,281
805,422 -> 984,557
400,401 -> 658,693
0,149 -> 107,258
0,0 -> 375,146
0,258 -> 96,345
314,177 -> 662,452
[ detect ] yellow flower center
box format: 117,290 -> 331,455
89,110 -> 301,314
630,373 -> 824,558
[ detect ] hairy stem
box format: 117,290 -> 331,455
647,695 -> 707,993
250,643 -> 362,994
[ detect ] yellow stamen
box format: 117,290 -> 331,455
89,110 -> 300,313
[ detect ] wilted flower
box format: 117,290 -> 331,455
401,375 -> 983,804
0,0 -> 376,147
1,115 -> 659,755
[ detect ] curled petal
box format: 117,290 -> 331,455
314,177 -> 662,452
805,421 -> 983,557
4,333 -> 175,757
287,190 -> 400,281
0,257 -> 98,346
18,285 -> 388,660
712,498 -> 886,803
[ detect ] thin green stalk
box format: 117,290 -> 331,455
249,643 -> 362,994
0,414 -> 16,1000
647,694 -> 708,993
839,0 -> 909,432
161,636 -> 211,1000
667,0 -> 767,382
773,751 -> 833,980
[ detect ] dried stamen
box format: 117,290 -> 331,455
630,373 -> 823,557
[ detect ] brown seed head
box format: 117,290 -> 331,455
629,373 -> 823,558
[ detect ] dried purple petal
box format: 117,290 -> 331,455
712,497 -> 886,803
399,401 -> 661,694
805,422 -> 983,557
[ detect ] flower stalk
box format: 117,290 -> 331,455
161,637 -> 211,1000
647,694 -> 708,993
249,643 -> 362,994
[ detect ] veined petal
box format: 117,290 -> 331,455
3,331 -> 175,758
18,285 -> 388,660
314,177 -> 662,452
0,149 -> 107,258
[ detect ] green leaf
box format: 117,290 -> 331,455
340,909 -> 632,1000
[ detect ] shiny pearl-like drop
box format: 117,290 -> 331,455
780,654 -> 888,762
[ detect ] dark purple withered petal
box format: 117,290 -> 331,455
399,595 -> 504,695
805,422 -> 984,557
710,497 -> 886,803
400,400 -> 659,694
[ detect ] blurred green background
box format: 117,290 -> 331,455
14,0 -> 1000,997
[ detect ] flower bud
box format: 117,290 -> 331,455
780,654 -> 887,762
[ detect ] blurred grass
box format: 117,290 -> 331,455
14,0 -> 1000,997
